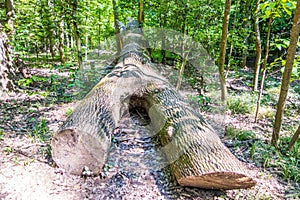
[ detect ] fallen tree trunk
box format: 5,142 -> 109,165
51,20 -> 256,189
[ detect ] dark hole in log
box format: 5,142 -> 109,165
128,95 -> 151,126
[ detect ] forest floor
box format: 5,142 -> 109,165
0,62 -> 299,200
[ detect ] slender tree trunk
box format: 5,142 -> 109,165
253,0 -> 261,91
288,124 -> 300,151
85,33 -> 88,61
176,42 -> 188,91
59,19 -> 65,63
98,7 -> 101,51
49,37 -> 55,59
226,0 -> 238,76
85,14 -> 89,61
5,0 -> 15,36
272,0 -> 300,147
71,0 -> 82,69
219,0 -> 231,102
112,0 -> 122,55
138,0 -> 144,27
242,0 -> 250,68
254,16 -> 272,123
0,24 -> 15,97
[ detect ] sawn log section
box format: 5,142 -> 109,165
51,20 -> 256,189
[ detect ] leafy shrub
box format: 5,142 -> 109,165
31,118 -> 50,142
225,127 -> 256,141
226,92 -> 256,114
250,137 -> 300,183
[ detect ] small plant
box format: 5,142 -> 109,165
0,129 -> 4,140
65,108 -> 73,117
32,118 -> 50,142
4,147 -> 13,154
227,92 -> 256,114
225,126 -> 256,141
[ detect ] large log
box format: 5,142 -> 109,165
51,20 -> 256,189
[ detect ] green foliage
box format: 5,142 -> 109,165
189,94 -> 212,111
31,118 -> 50,142
251,137 -> 300,182
225,127 -> 300,183
18,75 -> 48,87
225,127 -> 256,141
226,92 -> 256,114
65,108 -> 73,117
0,129 -> 4,140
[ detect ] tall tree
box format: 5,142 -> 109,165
0,24 -> 15,97
253,0 -> 262,91
219,0 -> 231,101
272,0 -> 300,147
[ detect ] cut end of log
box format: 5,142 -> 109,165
178,172 -> 257,190
51,128 -> 108,175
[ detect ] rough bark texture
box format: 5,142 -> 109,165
51,20 -> 256,189
218,0 -> 231,101
0,25 -> 15,97
272,0 -> 300,146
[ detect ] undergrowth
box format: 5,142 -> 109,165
225,127 -> 300,183
226,92 -> 256,114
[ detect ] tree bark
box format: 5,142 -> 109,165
138,0 -> 144,27
254,16 -> 272,123
219,0 -> 231,101
5,0 -> 15,36
51,20 -> 256,189
0,24 -> 15,97
272,0 -> 300,147
253,0 -> 261,91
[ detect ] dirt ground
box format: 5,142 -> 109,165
0,67 -> 299,200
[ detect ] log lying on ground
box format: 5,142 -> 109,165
51,20 -> 256,189
145,86 -> 256,189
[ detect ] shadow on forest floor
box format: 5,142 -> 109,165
0,66 -> 299,199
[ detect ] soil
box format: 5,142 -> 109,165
0,66 -> 299,200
